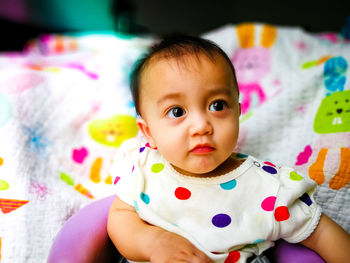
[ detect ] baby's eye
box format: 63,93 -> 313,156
167,107 -> 186,118
209,100 -> 227,111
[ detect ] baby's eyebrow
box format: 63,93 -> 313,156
207,87 -> 233,97
156,87 -> 233,106
157,92 -> 182,105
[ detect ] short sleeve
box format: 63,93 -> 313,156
272,167 -> 322,243
110,138 -> 144,207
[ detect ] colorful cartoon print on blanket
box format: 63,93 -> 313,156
231,23 -> 278,115
58,114 -> 139,199
88,114 -> 138,147
296,56 -> 350,190
25,34 -> 78,55
0,156 -> 29,214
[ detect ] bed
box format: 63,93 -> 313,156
0,22 -> 349,262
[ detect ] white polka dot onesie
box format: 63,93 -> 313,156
112,138 -> 322,263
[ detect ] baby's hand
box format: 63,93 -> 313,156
149,231 -> 212,263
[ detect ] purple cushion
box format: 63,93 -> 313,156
48,195 -> 120,263
48,195 -> 325,263
267,239 -> 325,263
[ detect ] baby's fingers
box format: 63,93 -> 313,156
173,248 -> 211,263
190,250 -> 212,263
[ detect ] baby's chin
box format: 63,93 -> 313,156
172,164 -> 220,178
177,155 -> 241,177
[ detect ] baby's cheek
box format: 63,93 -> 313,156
156,141 -> 181,162
223,126 -> 239,151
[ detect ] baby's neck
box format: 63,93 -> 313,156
172,154 -> 244,178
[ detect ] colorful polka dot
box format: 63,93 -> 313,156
0,157 -> 4,166
140,192 -> 150,204
289,171 -> 303,181
133,200 -> 139,212
131,165 -> 135,173
261,196 -> 276,211
114,176 -> 120,185
253,239 -> 265,244
220,179 -> 237,190
262,165 -> 277,174
145,142 -> 157,149
175,187 -> 191,200
274,206 -> 290,221
236,153 -> 248,159
139,147 -> 145,153
151,163 -> 164,173
212,213 -> 231,228
264,161 -> 276,167
299,193 -> 312,206
224,251 -> 240,263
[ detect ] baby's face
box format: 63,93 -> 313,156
137,53 -> 240,177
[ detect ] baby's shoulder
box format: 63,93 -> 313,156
244,154 -> 316,191
240,154 -> 303,179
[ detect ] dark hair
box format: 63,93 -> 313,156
130,35 -> 238,115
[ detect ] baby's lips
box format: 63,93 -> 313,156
191,145 -> 215,154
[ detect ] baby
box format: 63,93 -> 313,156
108,35 -> 350,263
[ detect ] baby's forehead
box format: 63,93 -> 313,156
138,51 -> 239,98
145,51 -> 229,75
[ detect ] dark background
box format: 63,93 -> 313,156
1,0 -> 349,51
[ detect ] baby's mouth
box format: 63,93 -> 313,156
191,145 -> 215,154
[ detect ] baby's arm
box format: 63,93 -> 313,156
107,196 -> 212,263
301,214 -> 350,262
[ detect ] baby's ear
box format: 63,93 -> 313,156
136,118 -> 156,148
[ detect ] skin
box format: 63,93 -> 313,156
108,52 -> 350,263
137,53 -> 241,177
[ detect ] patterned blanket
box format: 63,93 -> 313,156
0,23 -> 349,262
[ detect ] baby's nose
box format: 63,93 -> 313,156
190,113 -> 213,136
